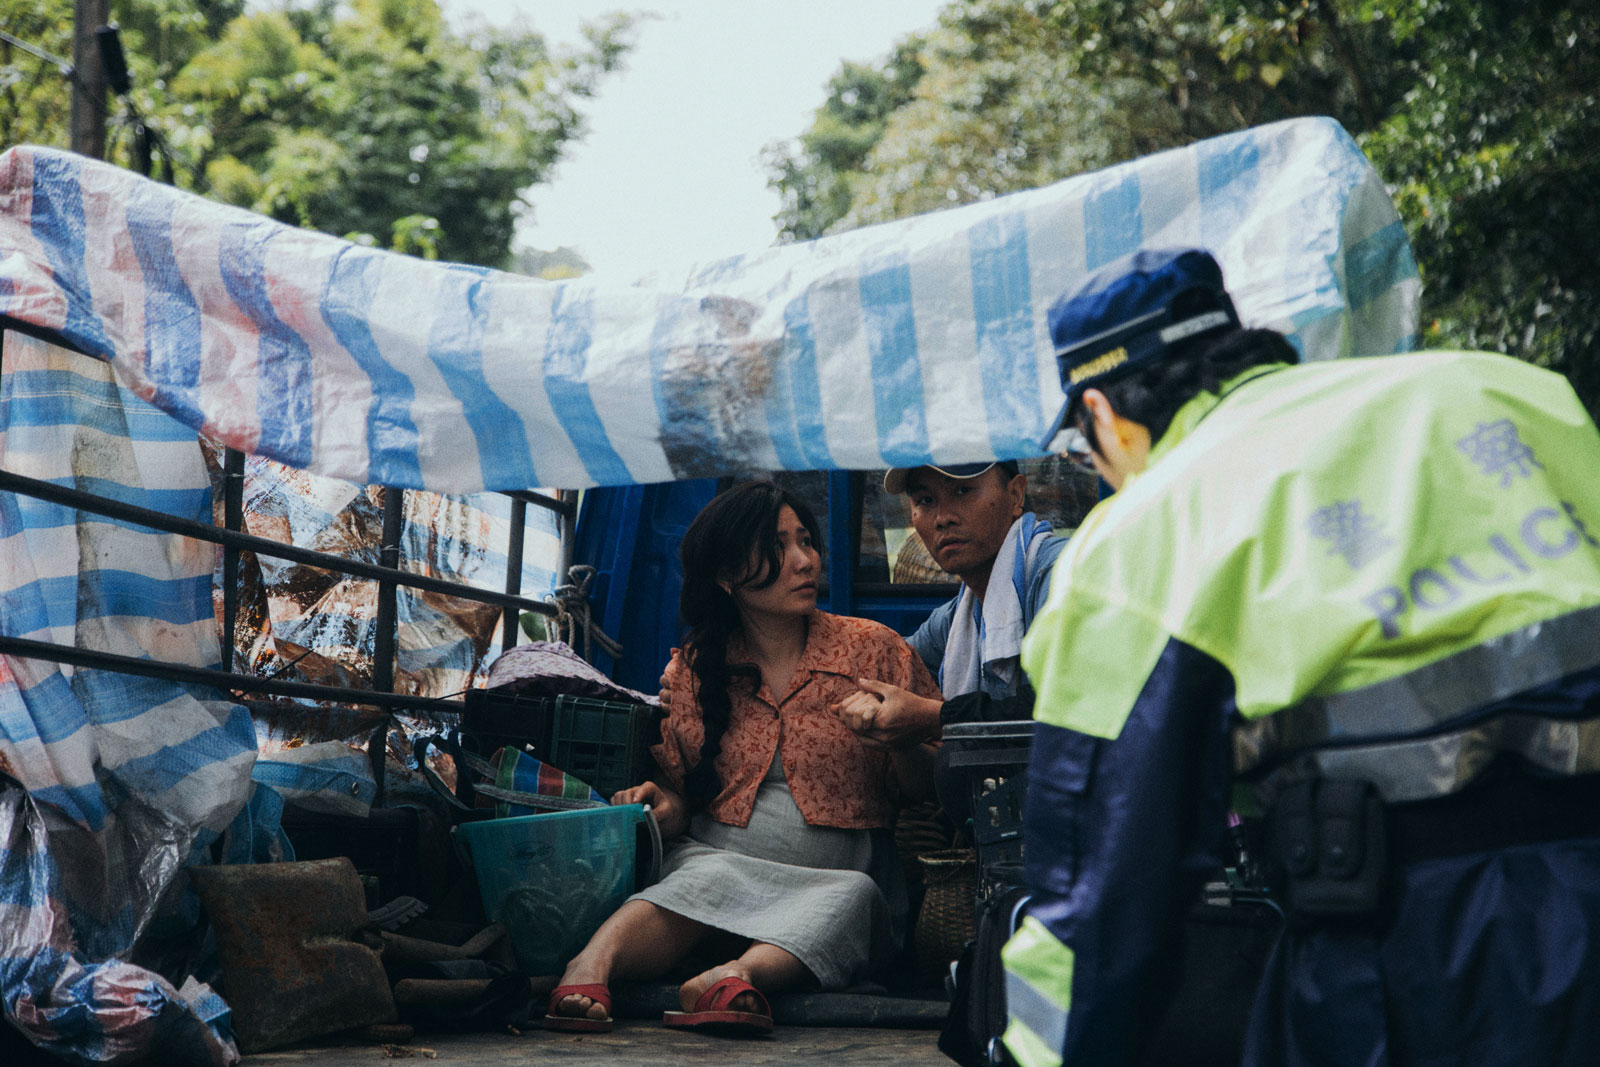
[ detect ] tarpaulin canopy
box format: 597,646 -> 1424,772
0,116 -> 1419,495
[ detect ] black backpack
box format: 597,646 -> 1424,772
937,881 -> 1281,1067
938,883 -> 1028,1067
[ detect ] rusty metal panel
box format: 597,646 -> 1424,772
190,857 -> 396,1052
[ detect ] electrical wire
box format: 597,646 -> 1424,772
0,29 -> 72,73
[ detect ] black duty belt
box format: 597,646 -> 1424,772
1387,767 -> 1600,865
1265,765 -> 1600,920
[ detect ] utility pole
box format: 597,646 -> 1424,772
70,0 -> 110,158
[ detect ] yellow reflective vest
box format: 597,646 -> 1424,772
1003,351 -> 1600,1067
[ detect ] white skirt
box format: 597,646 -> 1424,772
629,749 -> 905,989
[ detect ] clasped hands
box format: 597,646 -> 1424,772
831,679 -> 942,751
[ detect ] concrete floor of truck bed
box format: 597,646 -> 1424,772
241,984 -> 950,1066
244,1020 -> 945,1065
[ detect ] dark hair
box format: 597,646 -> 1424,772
1081,327 -> 1296,453
987,459 -> 1031,514
677,480 -> 823,806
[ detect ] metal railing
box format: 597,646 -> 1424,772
0,330 -> 577,804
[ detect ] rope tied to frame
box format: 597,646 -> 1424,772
540,565 -> 624,662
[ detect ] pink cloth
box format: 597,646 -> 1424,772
484,640 -> 657,706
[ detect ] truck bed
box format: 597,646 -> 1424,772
244,1021 -> 944,1066
238,982 -> 950,1066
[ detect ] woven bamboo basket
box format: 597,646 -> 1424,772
895,800 -> 955,892
913,847 -> 978,983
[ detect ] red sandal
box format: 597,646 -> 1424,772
544,983 -> 613,1032
662,975 -> 773,1035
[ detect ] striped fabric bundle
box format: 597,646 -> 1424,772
0,116 -> 1419,497
250,741 -> 377,819
481,747 -> 607,819
1,330 -> 249,1063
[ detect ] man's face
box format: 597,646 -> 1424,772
904,467 -> 1026,584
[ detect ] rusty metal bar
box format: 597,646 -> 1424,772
558,489 -> 578,579
0,635 -> 463,713
505,488 -> 574,517
0,466 -> 557,618
503,496 -> 527,651
369,487 -> 405,806
220,447 -> 246,673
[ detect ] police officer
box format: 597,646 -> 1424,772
1002,248 -> 1600,1067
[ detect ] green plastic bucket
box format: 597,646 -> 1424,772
455,803 -> 661,976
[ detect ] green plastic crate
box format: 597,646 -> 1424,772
463,689 -> 658,800
545,696 -> 658,800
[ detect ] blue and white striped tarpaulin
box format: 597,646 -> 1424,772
0,116 -> 1419,496
0,328 -> 562,1063
1,330 -> 246,1064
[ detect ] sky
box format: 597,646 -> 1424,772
440,0 -> 946,281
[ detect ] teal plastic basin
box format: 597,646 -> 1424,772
455,803 -> 658,976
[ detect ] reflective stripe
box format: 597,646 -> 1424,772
1235,603 -> 1600,776
1005,970 -> 1069,1052
1002,915 -> 1073,1065
1159,309 -> 1232,345
1254,714 -> 1600,804
1003,1014 -> 1065,1067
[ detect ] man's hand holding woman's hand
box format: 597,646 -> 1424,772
834,679 -> 943,751
611,780 -> 690,839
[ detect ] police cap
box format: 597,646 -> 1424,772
1039,248 -> 1239,451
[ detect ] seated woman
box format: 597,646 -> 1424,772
546,479 -> 942,1033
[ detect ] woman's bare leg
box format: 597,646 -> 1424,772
677,941 -> 813,1013
552,899 -> 711,1020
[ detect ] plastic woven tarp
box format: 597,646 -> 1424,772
222,455 -> 561,703
0,116 -> 1419,495
0,330 -> 563,1063
0,330 -> 247,1064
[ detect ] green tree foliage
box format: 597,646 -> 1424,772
763,37 -> 928,241
0,0 -> 78,149
0,0 -> 632,268
1358,0 -> 1599,413
770,0 -> 1384,235
770,0 -> 1600,416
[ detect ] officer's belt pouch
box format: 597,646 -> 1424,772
1270,778 -> 1385,918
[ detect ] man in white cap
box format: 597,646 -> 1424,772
835,460 -> 1066,817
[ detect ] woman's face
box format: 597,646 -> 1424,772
728,505 -> 820,621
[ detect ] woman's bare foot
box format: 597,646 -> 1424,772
679,961 -> 764,1013
551,958 -> 612,1022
